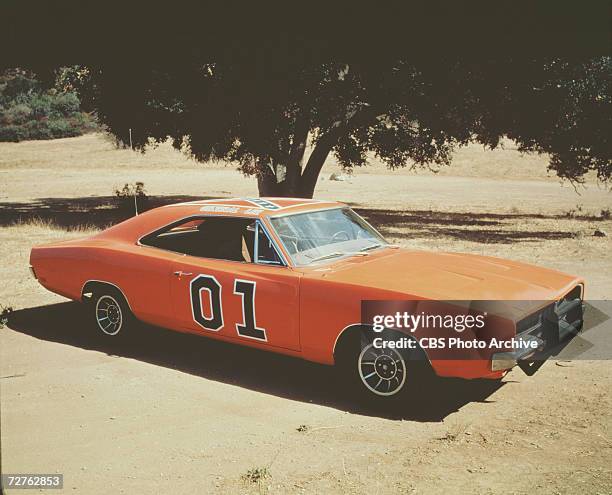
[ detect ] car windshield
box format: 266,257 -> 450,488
269,207 -> 388,266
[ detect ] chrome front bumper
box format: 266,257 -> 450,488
491,334 -> 545,371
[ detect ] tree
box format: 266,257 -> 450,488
70,57 -> 611,198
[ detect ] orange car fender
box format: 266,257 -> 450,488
30,245 -> 90,301
298,275 -> 406,365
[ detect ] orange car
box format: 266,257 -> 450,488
30,198 -> 584,400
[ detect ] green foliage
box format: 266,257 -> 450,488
114,182 -> 146,199
114,182 -> 148,214
0,68 -> 98,142
74,57 -> 611,197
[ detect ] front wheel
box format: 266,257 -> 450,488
358,343 -> 408,396
336,329 -> 433,403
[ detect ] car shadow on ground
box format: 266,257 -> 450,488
6,302 -> 506,422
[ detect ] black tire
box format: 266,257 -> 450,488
336,328 -> 433,403
89,287 -> 134,339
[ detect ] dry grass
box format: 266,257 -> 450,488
0,132 -> 598,181
1,133 -> 609,205
7,217 -> 99,233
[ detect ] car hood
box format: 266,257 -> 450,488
302,248 -> 582,301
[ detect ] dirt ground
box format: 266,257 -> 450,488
1,134 -> 611,494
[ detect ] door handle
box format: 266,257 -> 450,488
173,271 -> 193,277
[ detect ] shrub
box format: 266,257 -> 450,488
114,182 -> 148,214
0,125 -> 27,142
50,92 -> 81,116
0,68 -> 99,142
3,103 -> 33,125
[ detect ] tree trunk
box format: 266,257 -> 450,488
256,160 -> 282,196
285,116 -> 310,196
298,132 -> 336,198
298,106 -> 382,198
255,138 -> 335,199
255,127 -> 334,199
257,113 -> 312,198
256,106 -> 382,199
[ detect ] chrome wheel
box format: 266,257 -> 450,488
95,295 -> 123,336
358,343 -> 407,396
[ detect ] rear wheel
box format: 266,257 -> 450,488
89,288 -> 134,338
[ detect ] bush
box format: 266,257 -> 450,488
4,103 -> 33,125
0,68 -> 99,142
114,182 -> 148,214
0,124 -> 27,142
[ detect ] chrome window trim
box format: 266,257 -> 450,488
261,199 -> 331,212
254,221 -> 259,261
255,220 -> 287,266
136,214 -> 290,268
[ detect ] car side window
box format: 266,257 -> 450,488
141,216 -> 255,262
140,216 -> 284,265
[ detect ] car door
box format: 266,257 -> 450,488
122,244 -> 179,328
169,217 -> 301,351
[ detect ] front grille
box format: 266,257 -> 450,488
563,285 -> 583,302
515,286 -> 584,345
554,286 -> 584,338
516,307 -> 549,336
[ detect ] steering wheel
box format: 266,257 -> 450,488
280,234 -> 299,254
331,230 -> 351,242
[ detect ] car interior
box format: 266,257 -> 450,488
141,217 -> 282,264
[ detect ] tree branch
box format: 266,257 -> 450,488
299,105 -> 383,197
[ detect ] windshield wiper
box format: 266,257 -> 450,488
307,251 -> 369,264
359,242 -> 383,252
307,251 -> 345,263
